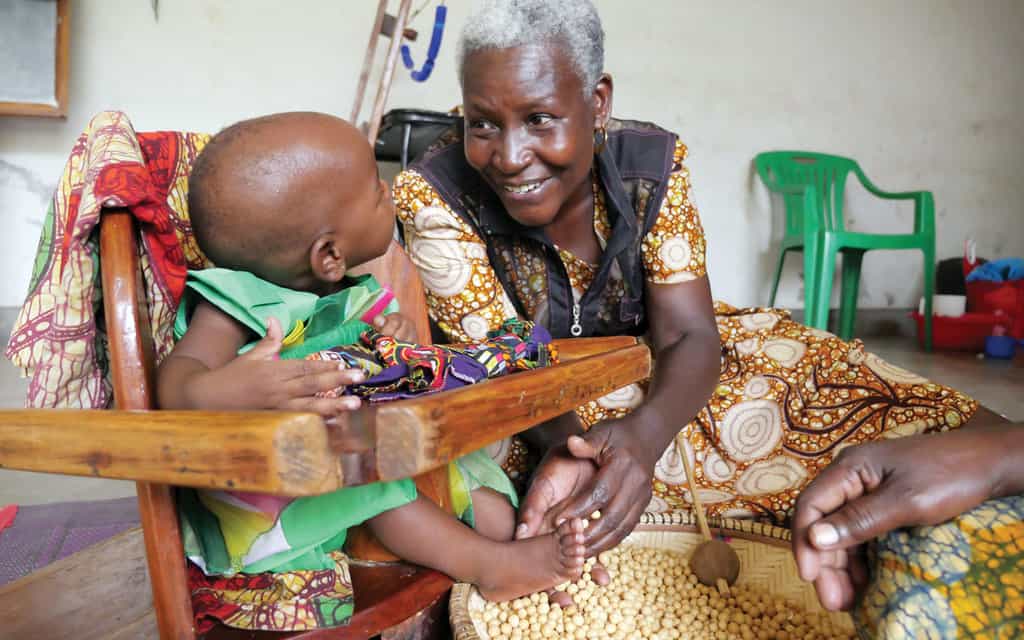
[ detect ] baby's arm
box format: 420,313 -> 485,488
157,301 -> 366,416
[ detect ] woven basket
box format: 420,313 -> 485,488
450,511 -> 854,639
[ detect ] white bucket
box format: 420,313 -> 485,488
919,295 -> 967,317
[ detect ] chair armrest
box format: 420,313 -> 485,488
0,339 -> 651,494
339,340 -> 652,484
0,409 -> 336,495
853,167 -> 935,234
853,166 -> 925,200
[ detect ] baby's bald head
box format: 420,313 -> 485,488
188,112 -> 391,291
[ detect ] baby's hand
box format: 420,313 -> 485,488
372,312 -> 419,343
195,318 -> 367,417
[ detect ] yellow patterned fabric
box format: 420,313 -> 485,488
855,494 -> 1024,639
394,136 -> 977,523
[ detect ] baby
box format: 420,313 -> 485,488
157,111 -> 584,602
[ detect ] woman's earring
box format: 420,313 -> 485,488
594,124 -> 608,155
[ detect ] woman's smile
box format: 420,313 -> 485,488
499,176 -> 552,200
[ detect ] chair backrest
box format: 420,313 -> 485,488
754,151 -> 860,234
101,210 -> 194,639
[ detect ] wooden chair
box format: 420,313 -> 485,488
0,204 -> 651,639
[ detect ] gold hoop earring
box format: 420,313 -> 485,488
594,124 -> 608,155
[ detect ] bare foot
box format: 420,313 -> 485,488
476,518 -> 586,602
546,560 -> 611,608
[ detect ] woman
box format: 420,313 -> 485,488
393,0 -> 976,559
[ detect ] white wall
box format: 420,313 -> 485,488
2,0 -> 1022,309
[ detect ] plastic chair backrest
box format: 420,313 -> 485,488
755,151 -> 860,233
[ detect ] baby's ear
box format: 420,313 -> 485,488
311,233 -> 347,283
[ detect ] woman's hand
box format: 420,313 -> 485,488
556,422 -> 658,556
517,418 -> 658,557
515,440 -> 600,540
792,424 -> 1022,611
372,312 -> 419,343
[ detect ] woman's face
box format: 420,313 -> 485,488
461,44 -> 611,228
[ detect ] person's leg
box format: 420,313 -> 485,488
367,496 -> 586,601
468,487 -> 516,541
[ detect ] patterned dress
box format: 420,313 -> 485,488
394,138 -> 978,525
857,494 -> 1024,638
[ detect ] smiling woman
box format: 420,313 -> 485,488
460,43 -> 607,249
392,0 -> 978,585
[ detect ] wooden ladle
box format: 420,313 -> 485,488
675,434 -> 740,594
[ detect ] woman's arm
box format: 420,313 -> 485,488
519,140 -> 722,554
535,277 -> 720,555
605,137 -> 719,464
619,277 -> 720,467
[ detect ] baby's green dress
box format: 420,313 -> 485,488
174,268 -> 517,576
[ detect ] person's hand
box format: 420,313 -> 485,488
792,429 -> 1006,611
555,422 -> 657,557
515,436 -> 611,598
191,317 -> 367,417
372,312 -> 419,343
516,442 -> 600,541
520,418 -> 656,558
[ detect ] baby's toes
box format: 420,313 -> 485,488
558,534 -> 585,569
557,517 -> 585,539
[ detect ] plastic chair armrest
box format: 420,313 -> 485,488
854,166 -> 924,200
854,167 -> 934,234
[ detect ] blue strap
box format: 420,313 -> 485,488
400,4 -> 446,82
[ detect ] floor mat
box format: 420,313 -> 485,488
0,496 -> 139,587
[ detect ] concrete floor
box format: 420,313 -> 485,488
0,333 -> 1020,506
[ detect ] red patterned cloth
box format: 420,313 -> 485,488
188,555 -> 355,633
5,111 -> 210,409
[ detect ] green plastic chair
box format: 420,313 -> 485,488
754,151 -> 934,350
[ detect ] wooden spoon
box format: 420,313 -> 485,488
675,433 -> 740,594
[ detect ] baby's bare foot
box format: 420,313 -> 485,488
477,518 -> 586,602
546,561 -> 611,608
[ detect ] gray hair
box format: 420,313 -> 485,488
457,0 -> 605,96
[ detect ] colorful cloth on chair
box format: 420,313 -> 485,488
4,111 -> 210,409
310,319 -> 556,402
855,494 -> 1024,639
176,267 -> 538,632
188,550 -> 356,633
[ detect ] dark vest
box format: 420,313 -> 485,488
412,118 -> 677,339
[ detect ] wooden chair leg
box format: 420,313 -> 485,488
0,527 -> 155,640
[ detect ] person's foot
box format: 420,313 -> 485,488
477,518 -> 586,602
546,559 -> 611,607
